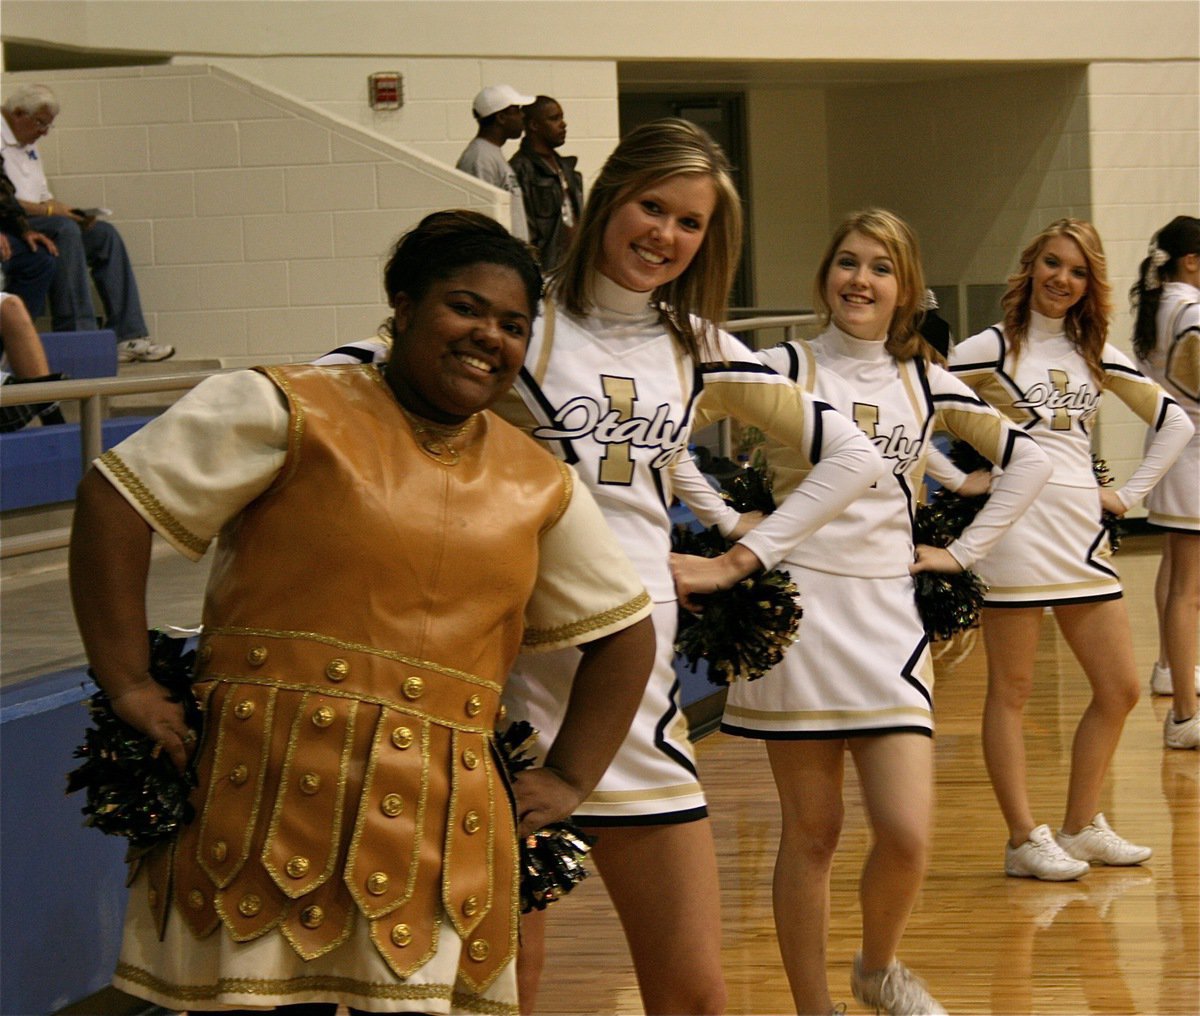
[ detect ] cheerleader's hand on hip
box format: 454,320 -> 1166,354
956,469 -> 994,498
670,544 -> 763,614
512,766 -> 585,837
1099,488 -> 1127,516
909,544 -> 963,575
108,679 -> 196,771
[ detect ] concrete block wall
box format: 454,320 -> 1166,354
1,64 -> 519,365
183,55 -> 621,190
1089,60 -> 1200,495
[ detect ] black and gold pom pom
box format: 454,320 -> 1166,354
66,630 -> 200,848
912,502 -> 989,641
495,720 -> 595,913
721,464 -> 777,515
1093,454 -> 1123,554
672,524 -> 803,685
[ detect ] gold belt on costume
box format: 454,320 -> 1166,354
195,629 -> 505,732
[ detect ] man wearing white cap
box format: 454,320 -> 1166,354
456,85 -> 534,241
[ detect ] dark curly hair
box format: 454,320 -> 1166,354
383,210 -> 542,336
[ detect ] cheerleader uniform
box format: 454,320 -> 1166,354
493,276 -> 883,820
1136,281 -> 1200,532
673,325 -> 1050,739
950,310 -> 1193,606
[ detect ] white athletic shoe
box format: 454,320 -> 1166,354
851,954 -> 946,1016
1150,662 -> 1200,695
1164,709 -> 1200,750
1005,824 -> 1089,881
118,338 -> 176,363
1055,813 -> 1152,866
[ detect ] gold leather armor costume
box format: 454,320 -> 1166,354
120,364 -> 602,998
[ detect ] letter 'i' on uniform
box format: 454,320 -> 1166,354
1048,369 -> 1071,430
598,375 -> 637,484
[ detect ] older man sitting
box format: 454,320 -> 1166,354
1,83 -> 173,363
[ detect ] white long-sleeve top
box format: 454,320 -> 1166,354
950,310 -> 1193,510
674,325 -> 1050,577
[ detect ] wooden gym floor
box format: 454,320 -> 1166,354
533,534 -> 1199,1015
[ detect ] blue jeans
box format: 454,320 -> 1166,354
26,215 -> 148,339
0,232 -> 58,318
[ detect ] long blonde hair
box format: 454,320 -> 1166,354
812,208 -> 938,363
1001,218 -> 1110,384
553,118 -> 743,361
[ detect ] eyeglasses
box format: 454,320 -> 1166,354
24,112 -> 53,131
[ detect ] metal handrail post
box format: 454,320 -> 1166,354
79,394 -> 105,472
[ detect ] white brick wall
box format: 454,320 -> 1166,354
1,64 -> 520,365
184,55 -> 620,188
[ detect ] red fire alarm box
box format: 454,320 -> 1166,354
369,73 -> 403,110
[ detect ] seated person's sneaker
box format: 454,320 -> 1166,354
1005,824 -> 1089,880
1164,709 -> 1200,750
1055,813 -> 1152,866
118,338 -> 175,363
1150,662 -> 1200,695
851,954 -> 946,1016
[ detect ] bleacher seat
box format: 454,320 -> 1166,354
38,328 -> 118,378
1,329 -> 152,511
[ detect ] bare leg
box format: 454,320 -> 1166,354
765,738 -> 845,1015
516,907 -> 546,1015
0,294 -> 52,376
584,819 -> 727,1015
1154,543 -> 1172,669
849,733 -> 933,972
1051,599 -> 1140,833
1163,532 -> 1200,720
980,607 -> 1044,844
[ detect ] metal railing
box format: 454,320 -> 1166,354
0,314 -> 819,558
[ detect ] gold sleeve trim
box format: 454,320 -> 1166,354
98,449 -> 209,557
258,365 -> 306,491
522,590 -> 652,648
540,460 -> 573,533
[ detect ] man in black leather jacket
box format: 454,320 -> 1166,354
509,96 -> 583,272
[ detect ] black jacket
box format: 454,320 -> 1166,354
509,141 -> 583,272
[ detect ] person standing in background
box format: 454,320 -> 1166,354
456,85 -> 533,241
1129,214 -> 1200,750
510,96 -> 583,271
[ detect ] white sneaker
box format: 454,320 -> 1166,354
1164,709 -> 1200,750
118,338 -> 175,363
851,954 -> 946,1016
1055,813 -> 1152,866
1005,824 -> 1089,880
1150,662 -> 1200,695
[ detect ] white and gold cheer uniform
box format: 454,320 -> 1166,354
95,365 -> 651,1014
950,311 -> 1193,605
1136,281 -> 1200,532
491,277 -> 883,821
673,326 -> 1050,739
